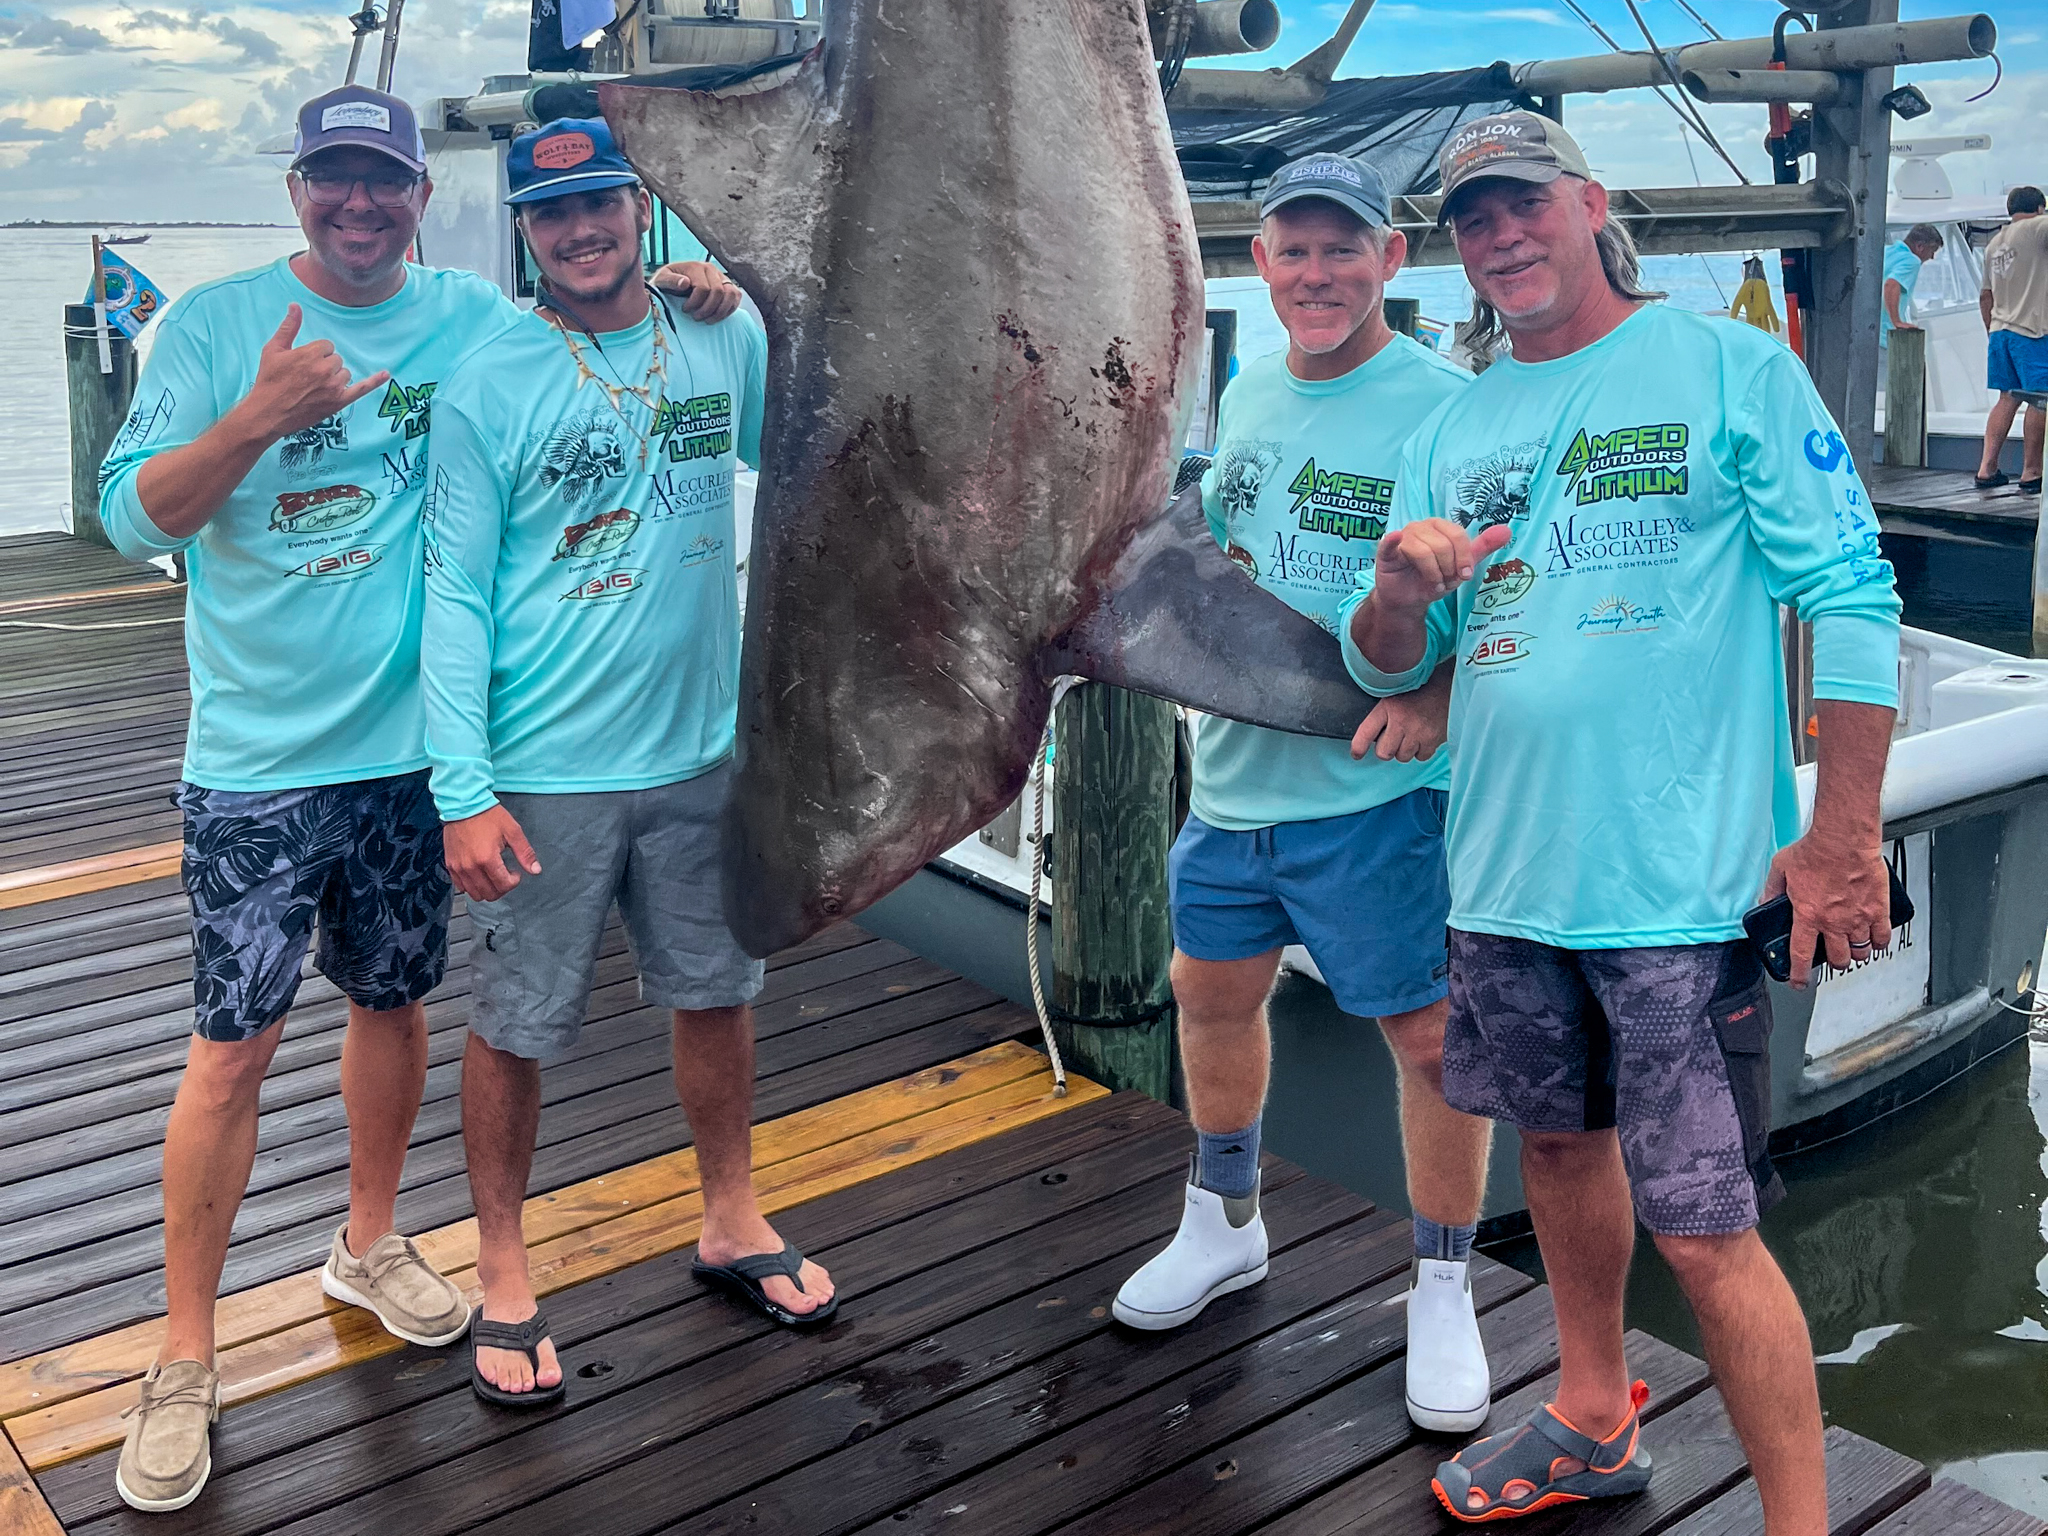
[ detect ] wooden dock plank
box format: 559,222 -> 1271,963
857,1262 -> 1547,1536
1862,1481 -> 2048,1536
0,1427 -> 63,1536
1865,465 -> 2039,527
1661,1425 -> 1928,1536
36,1094 -> 1183,1529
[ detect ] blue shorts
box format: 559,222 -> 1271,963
177,770 -> 451,1042
1988,329 -> 2048,395
1167,789 -> 1451,1019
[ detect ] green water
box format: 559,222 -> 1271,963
1495,1028 -> 2048,1516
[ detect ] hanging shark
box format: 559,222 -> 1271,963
603,0 -> 1368,957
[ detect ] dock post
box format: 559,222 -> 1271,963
63,302 -> 136,549
2033,483 -> 2048,659
1882,327 -> 1927,467
1050,683 -> 1177,1102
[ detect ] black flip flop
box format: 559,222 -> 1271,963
470,1310 -> 567,1408
692,1241 -> 839,1329
1975,470 -> 2011,490
2022,478 -> 2042,496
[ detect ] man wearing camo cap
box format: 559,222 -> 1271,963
1341,110 -> 1901,1532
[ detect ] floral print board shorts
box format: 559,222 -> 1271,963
176,770 -> 452,1042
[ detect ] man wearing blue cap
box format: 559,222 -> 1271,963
99,85 -> 738,1512
1109,151 -> 1495,1435
423,117 -> 834,1408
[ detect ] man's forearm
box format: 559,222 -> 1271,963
1884,281 -> 1904,327
1982,291 -> 1995,330
1808,699 -> 1895,850
133,403 -> 277,541
1348,589 -> 1431,677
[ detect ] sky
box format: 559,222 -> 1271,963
0,0 -> 2039,224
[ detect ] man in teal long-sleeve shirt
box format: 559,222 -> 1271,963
423,120 -> 835,1407
1341,114 -> 1900,1533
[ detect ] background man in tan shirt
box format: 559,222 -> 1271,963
1976,185 -> 2048,493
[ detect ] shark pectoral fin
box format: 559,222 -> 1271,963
1039,480 -> 1372,741
601,60 -> 832,307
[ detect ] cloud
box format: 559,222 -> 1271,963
1481,7 -> 1568,23
4,94 -> 93,131
208,15 -> 281,66
0,6 -> 119,53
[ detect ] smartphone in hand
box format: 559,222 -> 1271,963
1742,865 -> 1916,984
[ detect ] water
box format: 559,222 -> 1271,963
0,227 -> 305,537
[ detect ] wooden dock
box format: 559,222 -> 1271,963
2,529 -> 2041,1536
1866,465 -> 2038,546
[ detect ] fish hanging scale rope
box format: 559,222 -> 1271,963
1026,676 -> 1084,1097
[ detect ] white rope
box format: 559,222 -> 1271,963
1025,675 -> 1083,1098
0,616 -> 184,631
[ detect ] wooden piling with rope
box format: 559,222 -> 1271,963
1048,682 -> 1179,1103
61,295 -> 133,553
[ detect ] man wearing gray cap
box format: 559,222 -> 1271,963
97,83 -> 738,1512
1110,151 -> 1495,1437
1340,111 -> 1900,1531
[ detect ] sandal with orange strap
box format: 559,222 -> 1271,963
1431,1379 -> 1653,1523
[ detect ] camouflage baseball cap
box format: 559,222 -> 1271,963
1436,110 -> 1592,223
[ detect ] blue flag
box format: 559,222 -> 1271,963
560,0 -> 613,48
88,250 -> 167,339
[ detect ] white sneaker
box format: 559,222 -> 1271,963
1112,1173 -> 1268,1331
1405,1255 -> 1491,1432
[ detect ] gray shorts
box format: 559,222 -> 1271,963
467,762 -> 765,1060
1443,930 -> 1782,1237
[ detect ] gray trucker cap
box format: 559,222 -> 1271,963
1259,153 -> 1392,229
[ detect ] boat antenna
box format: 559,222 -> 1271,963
375,0 -> 405,92
343,1 -> 382,85
1619,0 -> 1750,182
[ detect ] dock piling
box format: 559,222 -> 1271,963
1883,326 -> 1928,468
63,302 -> 135,550
1049,683 -> 1178,1102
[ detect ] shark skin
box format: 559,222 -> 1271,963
604,0 -> 1206,956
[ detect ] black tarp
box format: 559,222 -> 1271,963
1169,64 -> 1525,201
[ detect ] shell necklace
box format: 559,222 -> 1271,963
540,288 -> 673,470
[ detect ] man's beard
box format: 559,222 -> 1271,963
550,256 -> 638,308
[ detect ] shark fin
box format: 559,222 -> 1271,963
601,57 -> 832,312
1039,478 -> 1375,741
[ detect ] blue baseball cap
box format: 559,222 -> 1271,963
1259,153 -> 1391,229
505,117 -> 640,206
292,84 -> 425,174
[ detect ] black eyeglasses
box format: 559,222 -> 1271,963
295,169 -> 422,207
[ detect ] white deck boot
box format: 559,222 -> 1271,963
1404,1256 -> 1491,1432
1112,1168 -> 1269,1331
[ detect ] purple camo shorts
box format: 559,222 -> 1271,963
1443,931 -> 1784,1237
